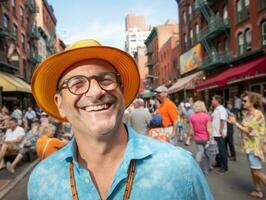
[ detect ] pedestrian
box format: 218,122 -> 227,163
228,91 -> 266,199
233,95 -> 242,120
225,100 -> 236,161
211,95 -> 228,174
11,104 -> 23,126
148,114 -> 169,142
0,118 -> 25,173
36,123 -> 68,160
24,106 -> 36,130
188,101 -> 213,175
182,102 -> 194,145
28,39 -> 213,199
154,85 -> 178,146
128,98 -> 151,135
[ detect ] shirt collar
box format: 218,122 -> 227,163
64,124 -> 153,163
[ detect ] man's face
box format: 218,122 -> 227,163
156,92 -> 166,103
8,120 -> 17,130
211,97 -> 218,107
28,107 -> 32,111
54,60 -> 125,138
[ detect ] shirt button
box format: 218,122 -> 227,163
85,178 -> 90,184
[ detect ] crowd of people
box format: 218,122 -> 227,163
125,88 -> 266,198
0,105 -> 72,173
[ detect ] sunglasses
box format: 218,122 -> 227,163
242,99 -> 247,103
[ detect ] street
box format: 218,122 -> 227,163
2,139 -> 266,200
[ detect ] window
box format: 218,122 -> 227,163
261,21 -> 266,46
21,34 -> 25,50
20,6 -> 24,25
13,24 -> 17,39
3,14 -> 9,30
238,33 -> 244,55
224,37 -> 229,52
195,24 -> 199,41
237,0 -> 249,23
190,29 -> 194,44
237,0 -> 242,12
259,0 -> 266,10
223,5 -> 228,23
245,28 -> 252,51
188,5 -> 192,19
183,11 -> 187,23
12,0 -> 16,15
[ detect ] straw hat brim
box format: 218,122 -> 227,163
31,46 -> 140,122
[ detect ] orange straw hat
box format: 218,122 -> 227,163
31,39 -> 140,122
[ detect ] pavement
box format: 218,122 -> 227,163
0,157 -> 38,200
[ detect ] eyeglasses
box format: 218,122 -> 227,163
58,72 -> 121,95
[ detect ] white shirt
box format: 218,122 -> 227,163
234,97 -> 241,109
5,126 -> 25,148
211,105 -> 228,137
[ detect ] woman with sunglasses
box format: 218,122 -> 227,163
228,91 -> 266,199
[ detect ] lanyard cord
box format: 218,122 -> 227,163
69,160 -> 136,200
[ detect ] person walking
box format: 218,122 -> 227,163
28,39 -> 213,199
211,95 -> 228,174
225,100 -> 236,161
228,91 -> 266,199
129,98 -> 151,135
154,86 -> 178,145
188,101 -> 212,175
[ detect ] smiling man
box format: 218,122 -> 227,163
28,39 -> 214,200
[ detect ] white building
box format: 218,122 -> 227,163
125,27 -> 150,57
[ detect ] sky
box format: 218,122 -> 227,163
48,0 -> 179,49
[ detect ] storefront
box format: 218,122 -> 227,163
196,55 -> 266,104
0,71 -> 32,110
168,71 -> 204,103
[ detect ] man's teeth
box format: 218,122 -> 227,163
85,104 -> 109,112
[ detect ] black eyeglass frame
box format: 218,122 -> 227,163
57,72 -> 121,95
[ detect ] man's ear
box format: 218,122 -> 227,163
54,93 -> 66,118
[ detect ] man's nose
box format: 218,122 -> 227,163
84,79 -> 106,97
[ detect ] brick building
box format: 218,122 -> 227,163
158,35 -> 180,86
36,0 -> 57,60
176,0 -> 266,103
0,0 -> 59,109
144,21 -> 179,89
134,46 -> 148,92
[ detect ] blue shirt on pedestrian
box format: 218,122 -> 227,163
28,126 -> 214,200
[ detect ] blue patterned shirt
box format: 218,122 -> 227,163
28,126 -> 214,200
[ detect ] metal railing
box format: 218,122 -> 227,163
198,16 -> 229,41
200,51 -> 231,70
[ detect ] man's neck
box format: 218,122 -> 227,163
74,123 -> 128,170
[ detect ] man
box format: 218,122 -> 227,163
24,106 -> 36,130
11,104 -> 22,125
155,86 -> 178,145
129,98 -> 151,135
0,118 -> 25,173
233,95 -> 242,120
28,39 -> 213,200
211,95 -> 228,174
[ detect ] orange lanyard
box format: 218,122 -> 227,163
69,160 -> 136,200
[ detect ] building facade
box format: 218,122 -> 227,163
176,0 -> 266,104
144,21 -> 179,89
36,0 -> 56,60
134,46 -> 148,92
125,14 -> 151,57
158,35 -> 180,86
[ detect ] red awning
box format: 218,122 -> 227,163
196,55 -> 266,91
